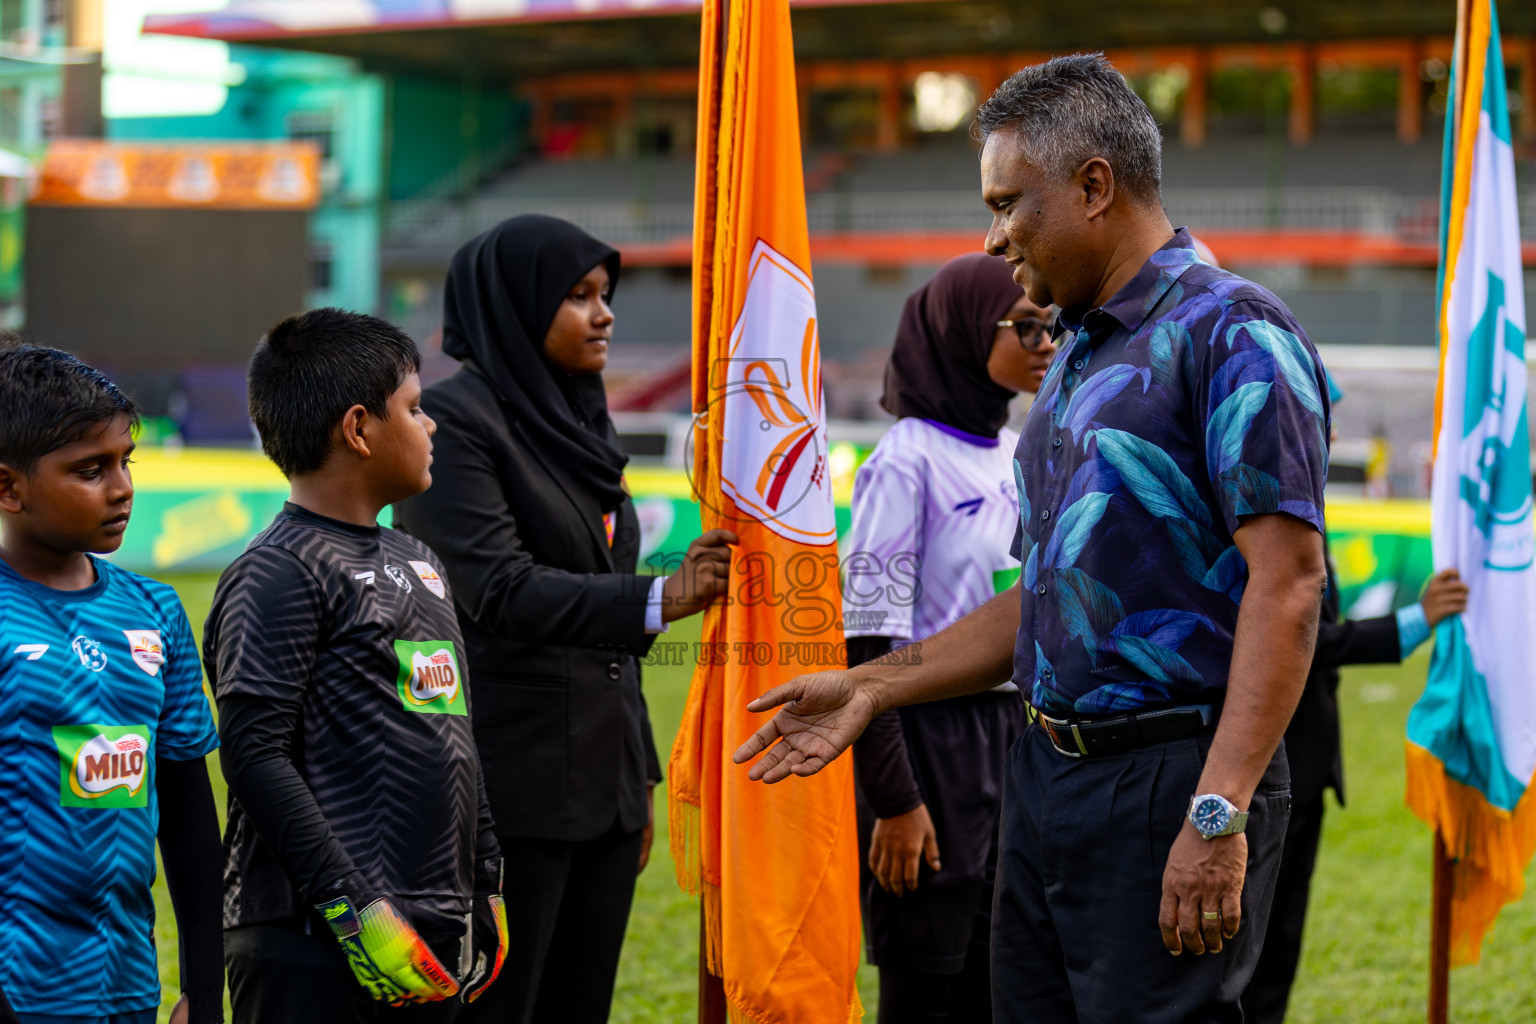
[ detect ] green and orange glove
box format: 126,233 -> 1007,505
314,874 -> 459,1005
460,856 -> 509,1004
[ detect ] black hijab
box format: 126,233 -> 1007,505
442,214 -> 629,513
880,252 -> 1025,438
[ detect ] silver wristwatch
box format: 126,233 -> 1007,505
1187,793 -> 1248,840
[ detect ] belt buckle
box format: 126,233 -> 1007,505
1038,711 -> 1089,758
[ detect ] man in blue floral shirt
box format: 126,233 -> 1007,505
734,53 -> 1331,1023
1013,234 -> 1328,717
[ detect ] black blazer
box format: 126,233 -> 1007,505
1284,554 -> 1401,809
394,366 -> 662,843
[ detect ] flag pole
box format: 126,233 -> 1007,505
694,0 -> 728,1018
700,910 -> 727,1024
1429,832 -> 1453,1024
1427,2 -> 1470,1019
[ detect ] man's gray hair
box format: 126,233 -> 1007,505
976,53 -> 1164,206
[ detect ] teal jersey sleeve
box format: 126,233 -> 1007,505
155,597 -> 219,762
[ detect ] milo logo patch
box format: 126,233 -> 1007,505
393,640 -> 467,716
53,725 -> 152,809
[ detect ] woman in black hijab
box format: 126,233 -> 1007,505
394,215 -> 733,1024
842,252 -> 1056,1024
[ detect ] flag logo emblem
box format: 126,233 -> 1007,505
123,630 -> 164,677
717,240 -> 835,545
409,560 -> 446,599
1454,273 -> 1532,569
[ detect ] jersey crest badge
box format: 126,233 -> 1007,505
71,636 -> 108,672
384,565 -> 413,592
122,630 -> 164,677
409,560 -> 446,599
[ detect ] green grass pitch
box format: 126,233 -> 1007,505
150,574 -> 1536,1022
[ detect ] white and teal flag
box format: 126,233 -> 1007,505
1406,0 -> 1536,965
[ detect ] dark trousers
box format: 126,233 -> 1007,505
993,724 -> 1290,1024
877,957 -> 992,1024
226,921 -> 458,1024
456,821 -> 643,1024
867,800 -> 998,1024
861,694 -> 1023,974
870,872 -> 995,1024
1243,796 -> 1326,1024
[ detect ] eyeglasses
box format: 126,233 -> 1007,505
996,317 -> 1057,352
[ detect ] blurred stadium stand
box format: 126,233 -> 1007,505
116,0 -> 1536,493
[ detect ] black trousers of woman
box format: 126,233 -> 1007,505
457,820 -> 644,1024
858,692 -> 1023,1024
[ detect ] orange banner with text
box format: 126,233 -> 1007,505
33,140 -> 321,210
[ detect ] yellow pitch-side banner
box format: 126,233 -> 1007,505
668,0 -> 863,1021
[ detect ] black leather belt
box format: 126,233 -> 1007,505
1030,704 -> 1215,758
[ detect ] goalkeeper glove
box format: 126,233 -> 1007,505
459,856 -> 509,1004
314,874 -> 460,1005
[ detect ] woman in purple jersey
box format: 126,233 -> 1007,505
844,252 -> 1055,1023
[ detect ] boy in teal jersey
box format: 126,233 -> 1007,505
0,345 -> 223,1024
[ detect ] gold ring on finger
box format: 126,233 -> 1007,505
1202,911 -> 1221,920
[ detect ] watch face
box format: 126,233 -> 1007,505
1191,797 -> 1231,835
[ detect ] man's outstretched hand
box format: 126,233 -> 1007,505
732,670 -> 881,782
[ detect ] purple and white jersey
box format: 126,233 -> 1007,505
843,417 -> 1021,688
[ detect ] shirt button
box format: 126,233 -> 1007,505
1052,436 -> 1063,448
1037,584 -> 1047,596
1073,359 -> 1085,371
607,663 -> 621,680
1041,509 -> 1050,521
1042,667 -> 1054,679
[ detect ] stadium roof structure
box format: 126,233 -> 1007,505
144,0 -> 1515,79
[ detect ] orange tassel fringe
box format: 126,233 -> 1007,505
1404,741 -> 1536,964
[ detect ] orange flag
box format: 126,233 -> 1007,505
667,0 -> 863,1021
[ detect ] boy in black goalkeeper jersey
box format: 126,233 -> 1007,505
204,309 -> 508,1023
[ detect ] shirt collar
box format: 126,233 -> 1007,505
0,552 -> 109,603
282,501 -> 382,538
921,418 -> 1001,448
1059,227 -> 1203,338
